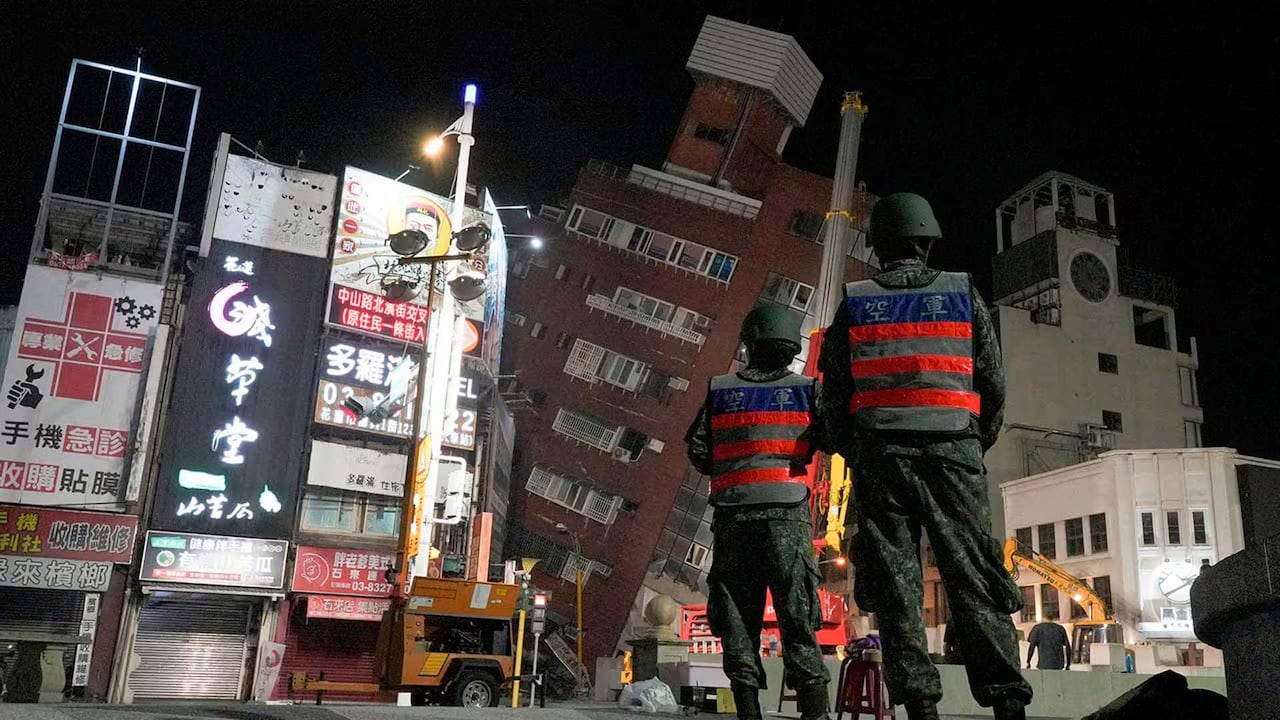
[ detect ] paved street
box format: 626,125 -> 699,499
0,701 -> 1029,720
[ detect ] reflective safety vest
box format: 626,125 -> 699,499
706,372 -> 815,507
843,271 -> 979,432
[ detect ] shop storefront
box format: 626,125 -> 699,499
0,505 -> 136,702
123,531 -> 287,701
274,545 -> 395,701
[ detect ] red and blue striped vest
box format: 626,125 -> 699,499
707,372 -> 815,507
843,271 -> 979,432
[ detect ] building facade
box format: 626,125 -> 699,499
501,16 -> 876,667
1001,448 -> 1277,670
921,171 -> 1205,632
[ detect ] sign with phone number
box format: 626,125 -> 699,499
291,545 -> 396,597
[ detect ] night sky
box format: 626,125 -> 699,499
2,4 -> 1274,459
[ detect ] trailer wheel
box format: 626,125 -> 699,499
450,670 -> 498,707
410,689 -> 429,706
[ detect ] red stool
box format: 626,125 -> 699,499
835,655 -> 893,720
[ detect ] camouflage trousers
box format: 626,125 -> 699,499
706,517 -> 830,691
851,441 -> 1033,707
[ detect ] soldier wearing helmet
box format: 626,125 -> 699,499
686,304 -> 832,720
817,193 -> 1032,720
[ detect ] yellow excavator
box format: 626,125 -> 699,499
1002,537 -> 1124,664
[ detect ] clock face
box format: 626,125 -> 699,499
1070,252 -> 1112,303
1157,563 -> 1198,605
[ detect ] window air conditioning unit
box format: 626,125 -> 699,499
1080,424 -> 1118,450
611,447 -> 634,463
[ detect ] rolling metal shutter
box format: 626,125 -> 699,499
0,587 -> 85,640
129,597 -> 253,700
276,614 -> 383,702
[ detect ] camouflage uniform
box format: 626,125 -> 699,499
686,365 -> 831,707
818,258 -> 1033,709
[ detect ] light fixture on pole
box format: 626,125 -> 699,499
554,521 -> 586,668
506,233 -> 543,250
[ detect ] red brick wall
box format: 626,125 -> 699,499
502,164 -> 876,668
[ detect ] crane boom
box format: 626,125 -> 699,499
1002,537 -> 1112,624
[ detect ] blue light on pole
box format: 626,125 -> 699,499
464,84 -> 478,105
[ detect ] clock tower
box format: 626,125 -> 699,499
982,171 -> 1203,535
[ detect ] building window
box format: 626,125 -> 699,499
1098,353 -> 1119,374
1070,592 -> 1088,620
686,543 -> 712,570
1065,517 -> 1085,557
362,496 -> 401,536
1040,585 -> 1060,621
1184,420 -> 1202,448
570,204 -> 738,283
567,206 -> 616,240
760,272 -> 815,312
787,210 -> 825,241
693,122 -> 731,145
530,322 -> 546,339
300,491 -> 359,533
1192,510 -> 1209,545
580,273 -> 596,293
1102,410 -> 1123,433
507,313 -> 527,327
1089,513 -> 1108,553
1167,511 -> 1182,545
555,331 -> 573,349
300,490 -> 399,536
1133,306 -> 1171,349
1020,586 -> 1037,623
1178,367 -> 1199,406
555,264 -> 570,281
1140,512 -> 1156,545
1092,575 -> 1113,615
1015,526 -> 1033,550
1037,523 -> 1057,560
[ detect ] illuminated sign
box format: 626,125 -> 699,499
313,334 -> 418,438
152,239 -> 327,539
328,285 -> 427,343
139,531 -> 288,589
443,408 -> 477,450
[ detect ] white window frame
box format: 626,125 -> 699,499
561,553 -> 594,584
685,542 -> 712,571
1191,509 -> 1211,546
1184,419 -> 1203,448
1139,510 -> 1158,547
567,204 -> 738,283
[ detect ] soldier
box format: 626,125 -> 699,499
686,305 -> 831,720
817,193 -> 1033,720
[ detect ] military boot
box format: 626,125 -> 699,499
731,684 -> 762,720
905,700 -> 940,720
796,682 -> 830,720
993,697 -> 1027,720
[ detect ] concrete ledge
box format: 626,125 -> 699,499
755,658 -> 1226,719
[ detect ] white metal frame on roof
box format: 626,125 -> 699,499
31,58 -> 201,286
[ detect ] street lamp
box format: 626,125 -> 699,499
506,233 -> 543,250
554,521 -> 585,666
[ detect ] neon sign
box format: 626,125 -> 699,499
209,281 -> 275,347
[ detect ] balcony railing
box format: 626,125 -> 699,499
552,407 -> 620,452
583,159 -> 762,219
585,294 -> 707,345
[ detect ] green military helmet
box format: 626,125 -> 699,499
740,305 -> 802,352
869,192 -> 942,254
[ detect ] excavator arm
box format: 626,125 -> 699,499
1002,537 -> 1112,624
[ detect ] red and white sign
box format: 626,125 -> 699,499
305,594 -> 392,621
0,266 -> 162,507
328,285 -> 427,343
291,545 -> 396,597
0,504 -> 137,562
